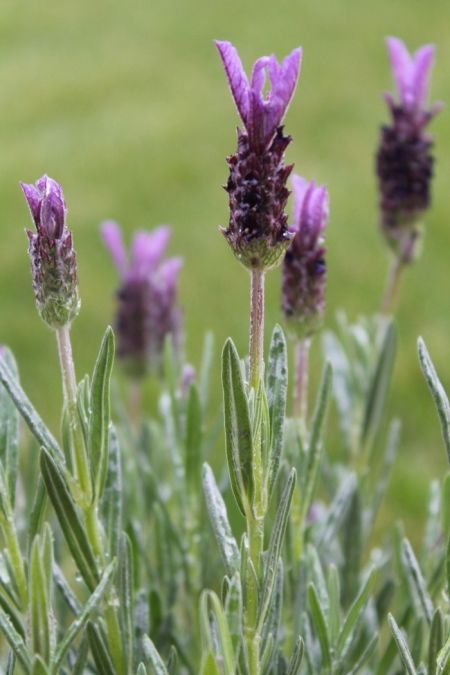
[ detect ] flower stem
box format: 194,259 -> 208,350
55,325 -> 92,503
381,255 -> 404,315
249,268 -> 265,390
293,338 -> 311,432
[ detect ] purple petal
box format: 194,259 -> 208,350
158,256 -> 183,290
265,48 -> 302,139
20,182 -> 42,226
291,175 -> 310,229
40,177 -> 66,238
215,40 -> 250,125
101,220 -> 128,276
386,37 -> 413,107
411,44 -> 435,109
131,226 -> 171,274
307,185 -> 329,240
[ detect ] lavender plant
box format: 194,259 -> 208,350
0,33 -> 449,675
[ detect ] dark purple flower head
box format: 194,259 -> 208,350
21,175 -> 79,328
216,41 -> 302,150
101,221 -> 182,377
216,41 -> 302,270
281,175 -> 329,337
376,37 -> 441,262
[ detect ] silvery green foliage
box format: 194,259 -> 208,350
0,319 -> 449,673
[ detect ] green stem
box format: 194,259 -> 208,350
55,325 -> 92,503
249,269 -> 265,390
381,255 -> 403,315
55,325 -> 126,674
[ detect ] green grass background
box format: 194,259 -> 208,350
0,0 -> 449,532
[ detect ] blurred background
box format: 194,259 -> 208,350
0,0 -> 448,532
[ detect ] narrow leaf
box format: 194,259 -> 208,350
88,326 -> 115,500
87,621 -> 115,675
185,384 -> 203,493
388,613 -> 417,675
53,561 -> 116,671
222,338 -> 254,515
266,325 -> 288,500
428,608 -> 444,675
40,450 -> 99,591
308,582 -> 332,670
0,608 -> 32,671
119,533 -> 134,674
418,338 -> 450,466
337,567 -> 377,654
142,634 -> 169,675
202,463 -> 240,576
0,348 -> 19,504
287,636 -> 304,675
402,538 -> 434,624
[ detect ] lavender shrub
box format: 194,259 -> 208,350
0,35 -> 448,675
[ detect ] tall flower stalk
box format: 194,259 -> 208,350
376,37 -> 440,314
281,175 -> 329,430
21,176 -> 126,674
216,40 -> 301,675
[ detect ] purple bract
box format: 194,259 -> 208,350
376,37 -> 441,262
216,41 -> 302,270
101,221 -> 182,376
281,175 -> 329,337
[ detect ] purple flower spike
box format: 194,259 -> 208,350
216,41 -> 301,149
281,175 -> 329,337
101,221 -> 183,377
21,175 -> 79,328
216,40 -> 302,270
376,37 -> 441,263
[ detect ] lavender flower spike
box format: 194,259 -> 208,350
281,175 -> 329,338
216,41 -> 302,270
101,221 -> 182,377
21,175 -> 80,328
376,37 -> 441,263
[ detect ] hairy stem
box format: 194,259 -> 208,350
55,325 -> 92,503
249,269 -> 265,390
381,255 -> 403,315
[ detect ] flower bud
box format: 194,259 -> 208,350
21,176 -> 80,328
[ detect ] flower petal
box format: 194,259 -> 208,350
131,225 -> 171,274
265,48 -> 302,140
386,36 -> 413,107
411,44 -> 435,109
215,40 -> 250,125
101,220 -> 128,276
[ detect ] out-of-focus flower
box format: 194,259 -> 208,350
21,175 -> 80,328
101,221 -> 182,377
281,175 -> 329,338
216,41 -> 302,270
376,37 -> 441,263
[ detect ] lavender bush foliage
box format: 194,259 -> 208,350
0,35 -> 448,675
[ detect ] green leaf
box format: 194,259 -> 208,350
300,363 -> 332,522
0,607 -> 32,671
202,463 -> 240,576
266,325 -> 288,500
418,337 -> 450,466
388,613 -> 417,674
224,572 -> 242,660
0,354 -> 63,461
87,621 -> 115,675
185,384 -> 203,493
327,564 -> 341,645
0,586 -> 26,638
258,469 -> 296,629
119,533 -> 134,674
142,634 -> 169,675
88,326 -> 115,500
102,425 -> 123,559
436,634 -> 450,675
40,449 -> 99,591
53,561 -> 116,671
222,338 -> 254,515
360,320 -> 396,450
308,582 -> 332,671
29,537 -> 51,663
31,655 -> 49,675
0,348 -> 20,505
137,664 -> 148,675
428,608 -> 444,675
402,538 -> 434,624
200,651 -> 220,675
28,479 -> 48,548
347,635 -> 378,675
286,636 -> 304,675
341,485 -> 362,606
336,567 -> 377,655
200,590 -> 235,675
317,473 -> 357,548
53,563 -> 82,615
